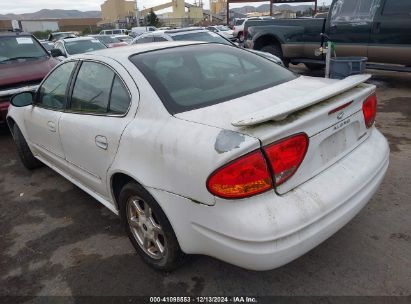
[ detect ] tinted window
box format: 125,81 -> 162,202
37,61 -> 76,109
71,62 -> 114,113
65,39 -> 106,55
331,0 -> 379,23
383,0 -> 411,16
109,76 -> 130,114
235,19 -> 244,25
154,36 -> 168,42
171,31 -> 232,45
131,44 -> 296,114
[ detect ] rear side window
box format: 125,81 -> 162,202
130,44 -> 296,114
109,76 -> 130,114
70,62 -> 130,114
383,0 -> 411,16
154,36 -> 168,42
235,19 -> 244,25
37,61 -> 76,110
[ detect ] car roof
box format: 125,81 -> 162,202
164,27 -> 204,34
72,41 -> 205,62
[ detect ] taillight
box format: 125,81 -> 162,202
264,134 -> 309,186
362,93 -> 377,129
207,150 -> 272,199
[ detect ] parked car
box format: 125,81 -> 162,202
99,29 -> 128,35
0,32 -> 59,125
207,25 -> 235,41
50,37 -> 107,58
233,17 -> 275,41
7,41 -> 389,271
48,31 -> 77,42
244,0 -> 411,69
89,35 -> 128,48
131,28 -> 284,66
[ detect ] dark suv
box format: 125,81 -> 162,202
0,32 -> 59,125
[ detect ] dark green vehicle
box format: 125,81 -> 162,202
244,0 -> 411,69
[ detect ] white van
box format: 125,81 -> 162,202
99,29 -> 128,35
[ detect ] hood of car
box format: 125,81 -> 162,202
0,57 -> 59,89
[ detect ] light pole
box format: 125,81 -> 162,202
135,0 -> 140,26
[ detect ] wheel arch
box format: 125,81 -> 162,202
254,34 -> 282,52
6,117 -> 16,135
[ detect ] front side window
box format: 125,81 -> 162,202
70,62 -> 130,114
130,44 -> 296,114
331,0 -> 380,24
37,61 -> 76,109
383,0 -> 411,16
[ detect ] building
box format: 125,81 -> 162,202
100,0 -> 136,25
210,0 -> 226,15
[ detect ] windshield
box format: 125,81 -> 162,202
0,36 -> 48,63
65,39 -> 106,55
172,31 -> 232,46
130,44 -> 296,114
216,25 -> 230,31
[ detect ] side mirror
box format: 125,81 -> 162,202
50,48 -> 64,57
10,92 -> 34,107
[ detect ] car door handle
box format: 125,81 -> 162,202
47,121 -> 56,132
95,135 -> 108,150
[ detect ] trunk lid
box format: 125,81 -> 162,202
175,75 -> 375,194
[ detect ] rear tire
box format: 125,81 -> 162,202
305,63 -> 324,70
119,182 -> 185,271
13,124 -> 43,170
261,44 -> 289,67
238,32 -> 244,42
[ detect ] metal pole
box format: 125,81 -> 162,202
226,0 -> 229,25
325,41 -> 331,78
270,0 -> 273,16
135,0 -> 140,26
314,0 -> 318,15
210,0 -> 213,23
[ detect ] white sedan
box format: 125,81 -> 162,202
7,41 -> 389,271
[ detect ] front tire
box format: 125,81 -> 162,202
119,182 -> 185,271
13,124 -> 43,170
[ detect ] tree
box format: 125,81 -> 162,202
145,9 -> 161,27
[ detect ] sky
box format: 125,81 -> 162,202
2,0 -> 333,15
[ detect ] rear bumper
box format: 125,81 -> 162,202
149,129 -> 389,270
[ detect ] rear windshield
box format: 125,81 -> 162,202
172,31 -> 232,45
130,44 -> 296,114
65,39 -> 106,55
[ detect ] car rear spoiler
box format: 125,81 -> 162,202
231,74 -> 372,127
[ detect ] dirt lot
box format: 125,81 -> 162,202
0,66 -> 410,299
